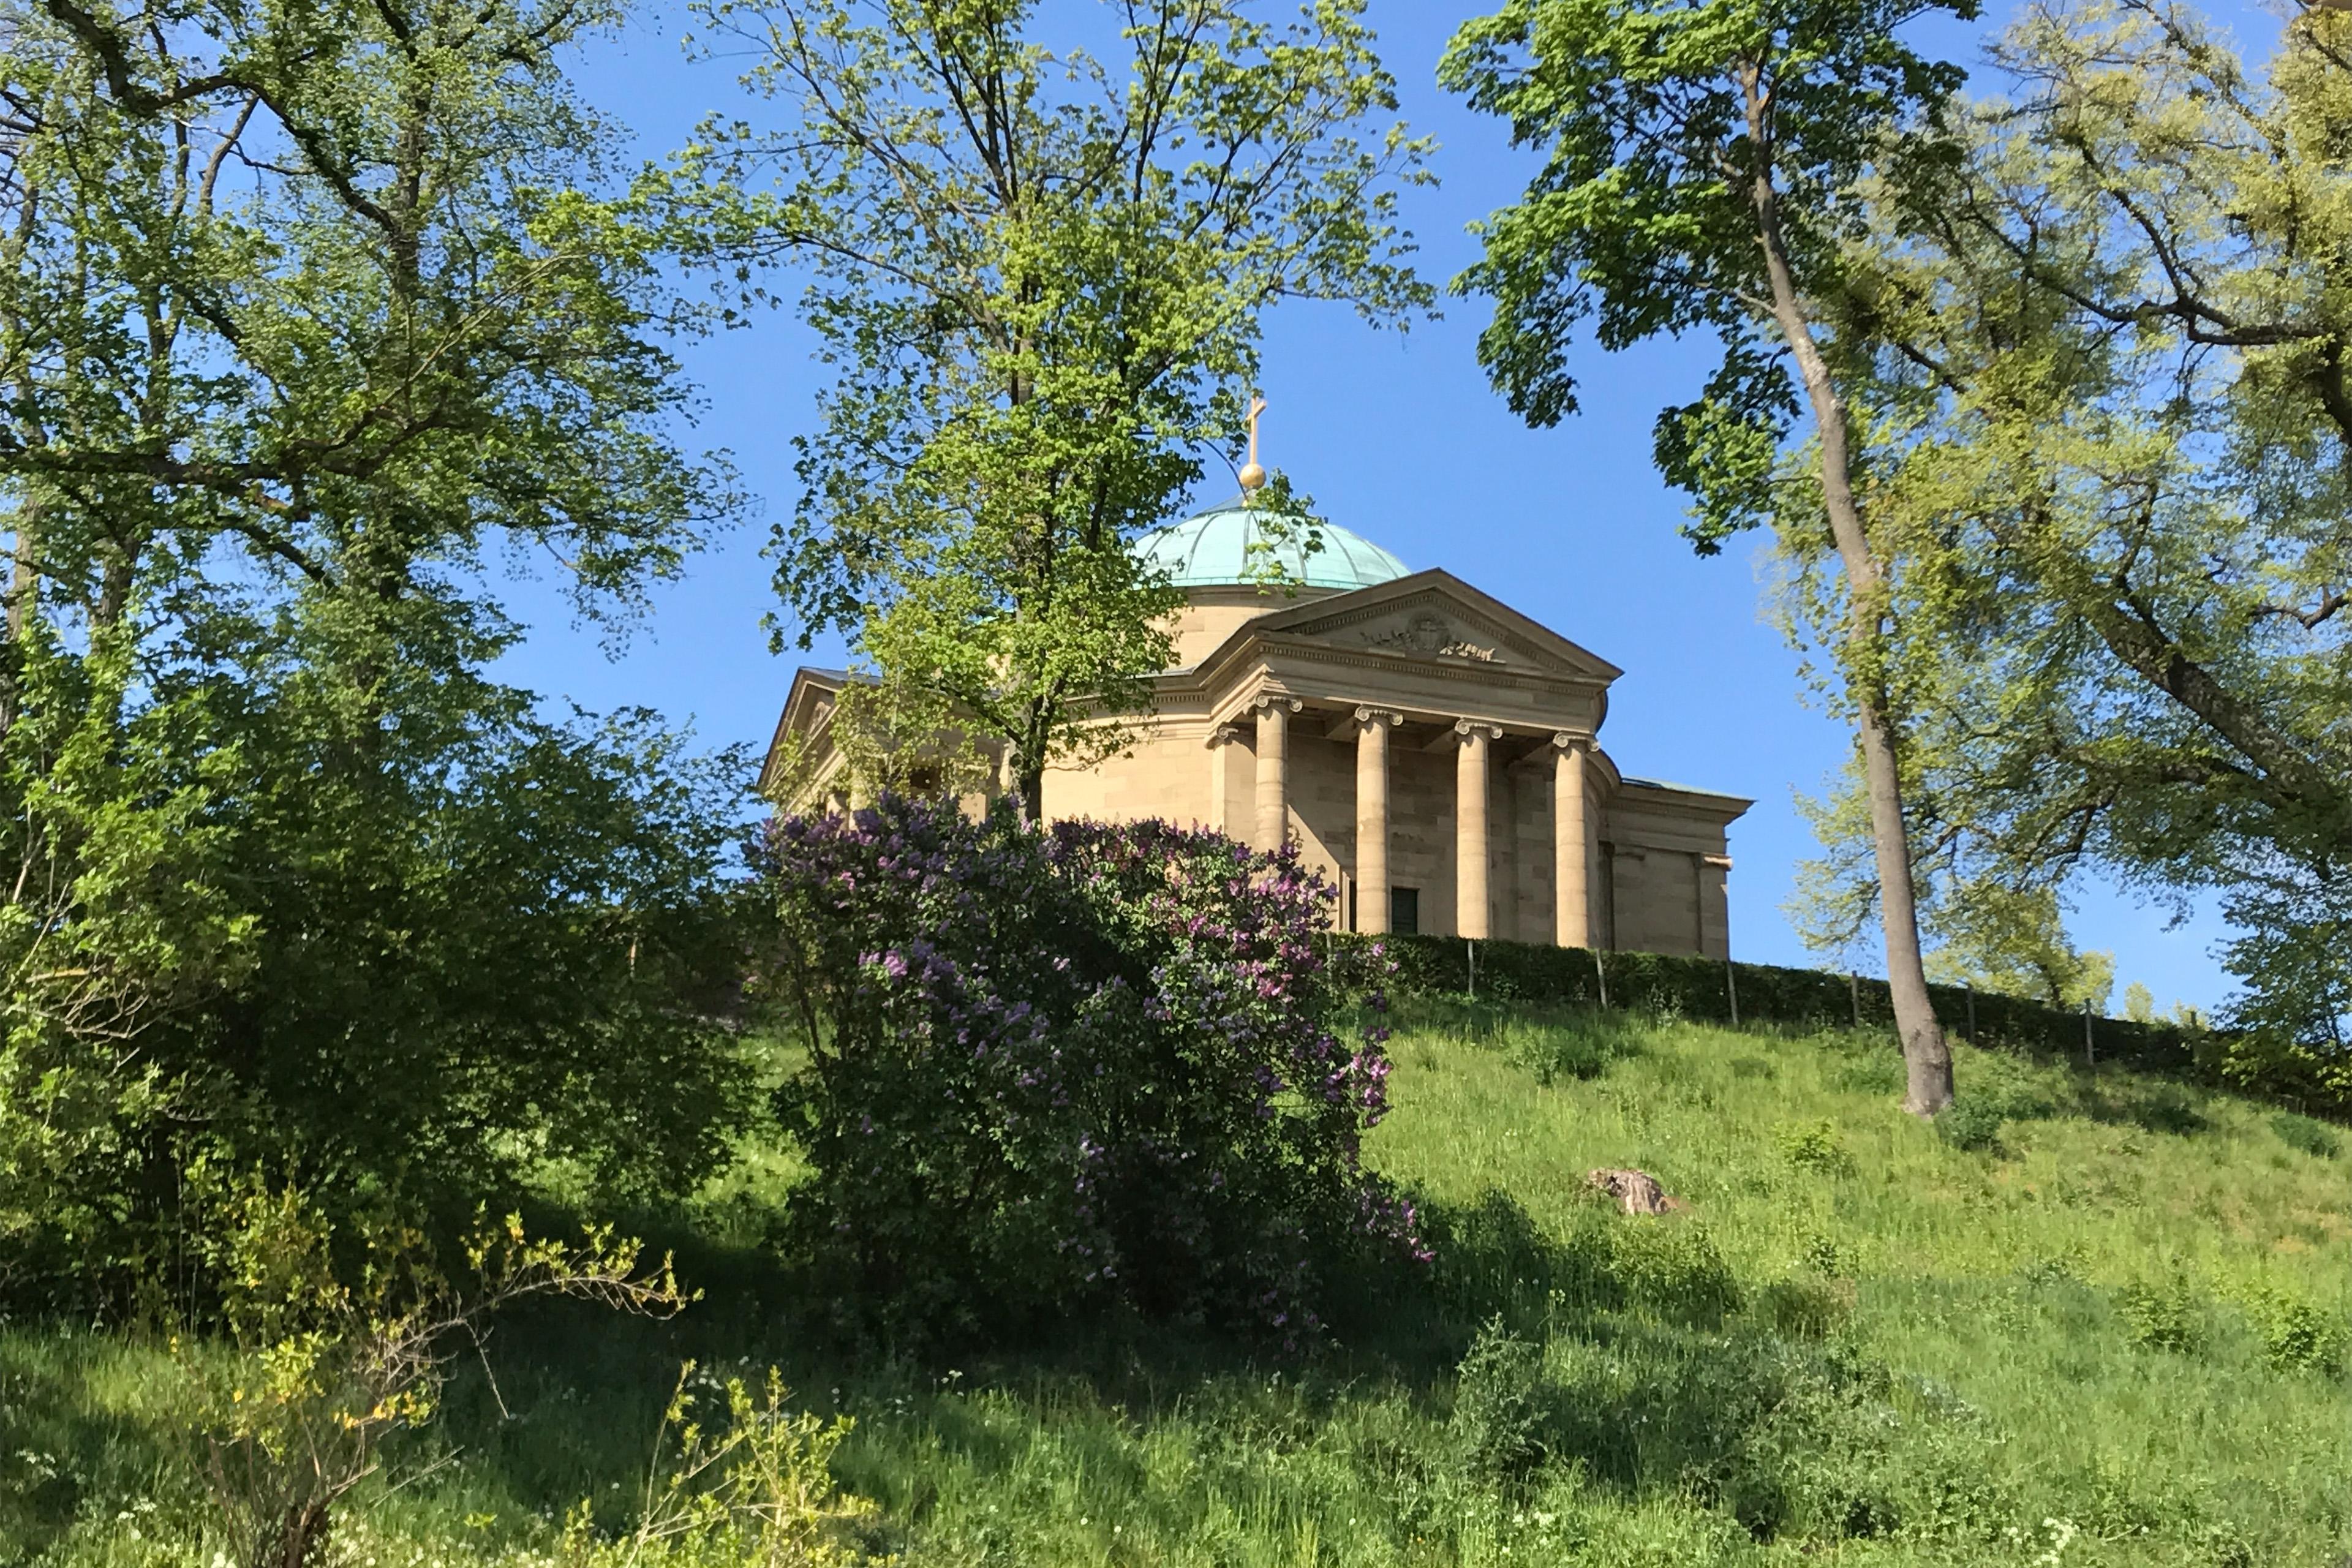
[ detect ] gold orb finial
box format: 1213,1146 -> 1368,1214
1240,390 -> 1269,494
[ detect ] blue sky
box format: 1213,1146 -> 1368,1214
495,0 -> 2285,1014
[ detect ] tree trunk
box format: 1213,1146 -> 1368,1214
1744,88 -> 1953,1115
273,1498 -> 330,1568
96,542 -> 134,629
0,495 -> 39,739
6,497 -> 36,644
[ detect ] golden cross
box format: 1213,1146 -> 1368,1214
1241,390 -> 1269,492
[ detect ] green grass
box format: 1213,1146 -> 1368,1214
7,1005 -> 2351,1566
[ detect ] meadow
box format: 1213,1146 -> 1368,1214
6,1004 -> 2350,1566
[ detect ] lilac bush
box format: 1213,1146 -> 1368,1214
758,795 -> 1422,1345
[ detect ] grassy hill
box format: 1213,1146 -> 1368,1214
8,1004 -> 2351,1566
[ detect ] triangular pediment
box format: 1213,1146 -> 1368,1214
760,666 -> 858,796
1229,570 -> 1623,683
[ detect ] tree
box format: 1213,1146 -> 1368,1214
1820,0 -> 2352,1051
0,0 -> 750,1294
674,0 -> 1432,816
1921,884 -> 2114,1013
1441,0 -> 1973,1112
1789,759 -> 2115,1013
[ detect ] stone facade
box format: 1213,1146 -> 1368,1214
761,532 -> 1750,959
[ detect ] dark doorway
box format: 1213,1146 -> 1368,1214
1390,886 -> 1420,935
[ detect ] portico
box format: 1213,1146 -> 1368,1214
1232,688 -> 1594,942
763,499 -> 1750,957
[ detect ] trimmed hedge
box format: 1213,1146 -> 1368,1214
1344,933 -> 2352,1126
1325,930 -> 2256,1087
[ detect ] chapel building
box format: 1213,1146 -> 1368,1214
761,500 -> 1751,957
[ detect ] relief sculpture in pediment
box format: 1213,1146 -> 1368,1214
1359,611 -> 1501,663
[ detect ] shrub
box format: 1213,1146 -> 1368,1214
1829,1052 -> 1904,1096
2115,1274 -> 2208,1355
1935,1097 -> 2011,1155
182,1176 -> 687,1568
1797,1232 -> 1849,1278
1608,1221 -> 1743,1325
2243,1289 -> 2345,1375
1693,1340 -> 1907,1543
1757,1275 -> 1856,1340
758,797 -> 1422,1346
2270,1112 -> 2341,1160
1450,1316 -> 1546,1482
2019,1251 -> 2084,1287
563,1363 -> 881,1566
2128,1084 -> 2211,1137
1774,1121 -> 1855,1175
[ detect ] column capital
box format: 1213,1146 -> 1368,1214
1551,729 -> 1596,753
1207,723 -> 1243,748
1253,692 -> 1304,715
1453,718 -> 1504,742
1354,706 -> 1404,729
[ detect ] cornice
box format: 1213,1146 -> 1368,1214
1256,635 -> 1606,695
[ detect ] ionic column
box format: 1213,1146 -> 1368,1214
1552,732 -> 1594,948
1253,696 -> 1300,853
1354,709 -> 1401,933
1454,720 -> 1500,939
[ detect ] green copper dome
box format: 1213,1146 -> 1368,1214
1136,499 -> 1409,592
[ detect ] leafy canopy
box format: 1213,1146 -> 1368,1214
670,0 -> 1431,807
0,0 -> 752,1297
1808,0 -> 2352,1048
1441,0 -> 1972,553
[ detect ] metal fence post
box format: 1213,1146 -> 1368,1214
1726,960 -> 1740,1028
1594,949 -> 1610,1011
1850,971 -> 1862,1030
2084,997 -> 2096,1067
1965,982 -> 1977,1045
1467,938 -> 1476,1003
